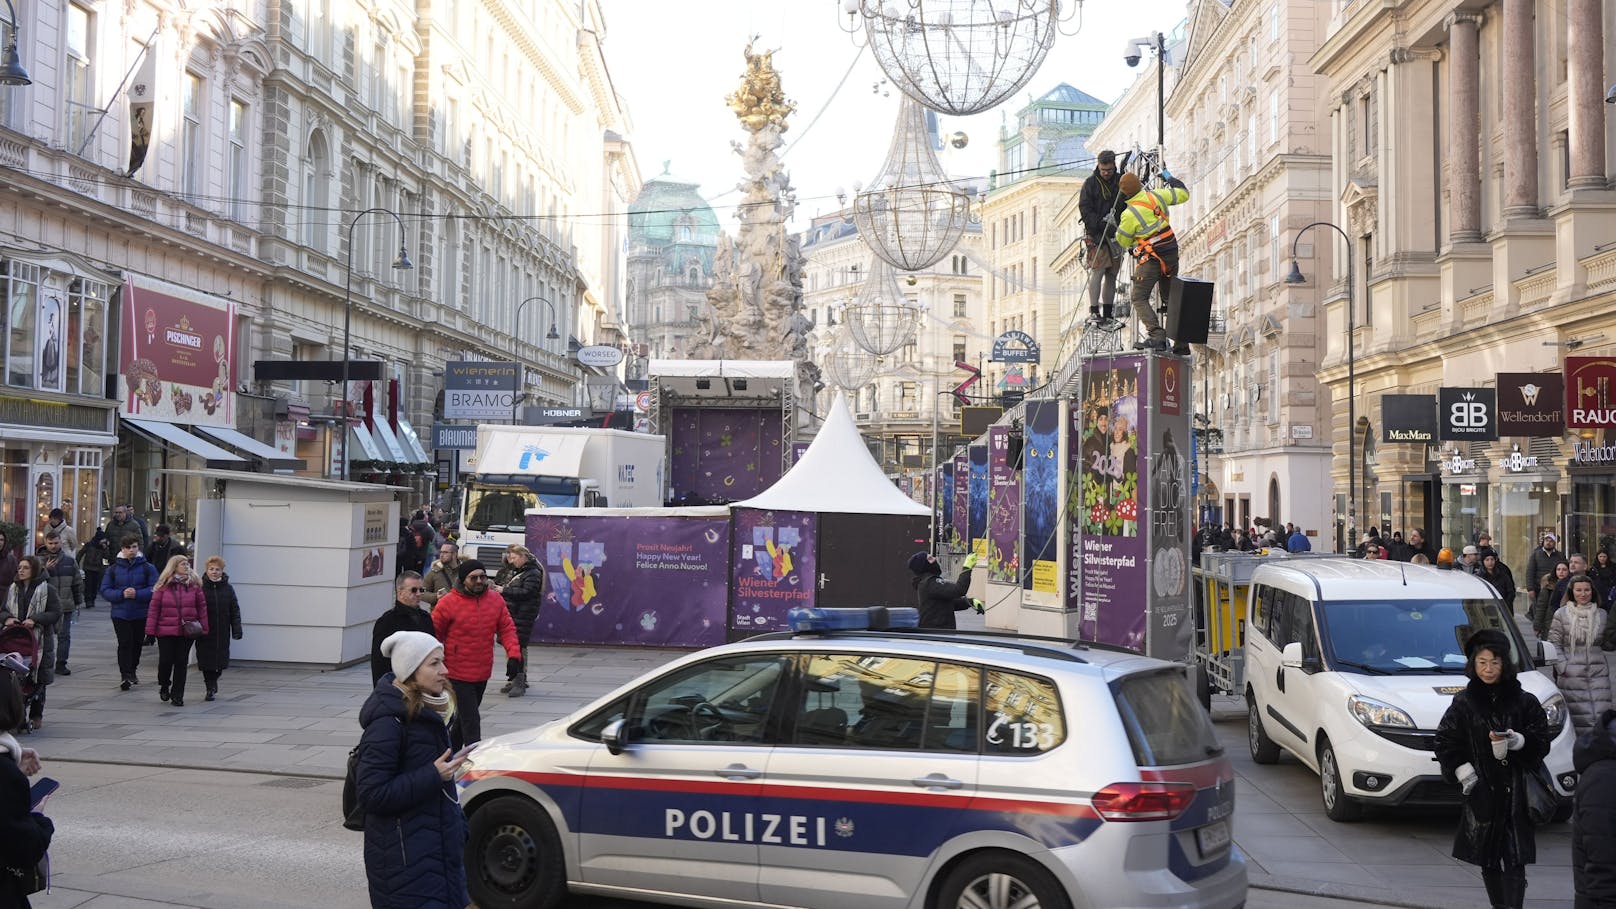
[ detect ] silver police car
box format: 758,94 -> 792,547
458,607 -> 1247,909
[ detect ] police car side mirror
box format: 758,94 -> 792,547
1538,641 -> 1560,664
602,718 -> 628,755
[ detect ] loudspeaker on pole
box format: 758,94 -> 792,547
1166,276 -> 1215,349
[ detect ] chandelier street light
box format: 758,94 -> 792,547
852,95 -> 971,271
822,326 -> 882,391
0,0 -> 31,86
1285,221 -> 1355,552
341,208 -> 413,482
843,256 -> 920,358
511,295 -> 561,424
841,0 -> 1064,116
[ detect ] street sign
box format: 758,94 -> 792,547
635,390 -> 652,412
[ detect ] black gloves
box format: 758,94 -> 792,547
506,657 -> 523,679
143,634 -> 156,646
232,630 -> 243,640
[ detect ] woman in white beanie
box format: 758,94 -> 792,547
355,630 -> 470,908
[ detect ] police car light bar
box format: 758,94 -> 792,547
787,606 -> 920,633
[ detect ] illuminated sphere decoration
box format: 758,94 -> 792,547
822,327 -> 882,391
851,95 -> 971,272
850,0 -> 1061,116
842,257 -> 921,358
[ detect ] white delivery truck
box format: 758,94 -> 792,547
457,426 -> 666,562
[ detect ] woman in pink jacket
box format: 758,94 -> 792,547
145,555 -> 207,707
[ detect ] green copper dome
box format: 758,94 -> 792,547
628,167 -> 721,247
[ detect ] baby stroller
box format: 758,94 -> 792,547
0,623 -> 41,734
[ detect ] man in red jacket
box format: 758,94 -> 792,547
431,559 -> 521,747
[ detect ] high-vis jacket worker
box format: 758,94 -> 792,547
1114,171 -> 1190,349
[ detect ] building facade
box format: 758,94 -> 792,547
1165,0 -> 1335,543
1310,0 -> 1616,572
625,169 -> 720,371
0,0 -> 637,539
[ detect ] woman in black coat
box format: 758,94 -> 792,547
0,673 -> 51,908
1477,554 -> 1517,614
195,557 -> 243,701
1434,628 -> 1553,909
499,545 -> 543,697
1590,550 -> 1616,607
358,631 -> 469,909
1573,708 -> 1616,907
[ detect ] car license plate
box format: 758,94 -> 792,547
1196,820 -> 1230,854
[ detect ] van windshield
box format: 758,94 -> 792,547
1320,598 -> 1522,674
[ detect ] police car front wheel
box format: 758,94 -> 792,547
934,851 -> 1071,909
466,795 -> 565,909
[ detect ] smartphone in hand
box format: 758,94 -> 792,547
30,777 -> 59,810
451,744 -> 475,763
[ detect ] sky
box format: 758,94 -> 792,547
601,0 -> 1190,230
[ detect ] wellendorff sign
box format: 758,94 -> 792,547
1497,372 -> 1565,436
1382,394 -> 1438,443
1566,356 -> 1616,429
1573,440 -> 1616,465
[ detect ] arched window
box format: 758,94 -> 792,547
440,218 -> 460,309
303,131 -> 330,251
1268,475 -> 1281,531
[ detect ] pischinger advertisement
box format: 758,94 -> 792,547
119,275 -> 235,427
527,513 -> 728,647
987,425 -> 1020,584
1021,399 -> 1061,594
731,508 -> 817,635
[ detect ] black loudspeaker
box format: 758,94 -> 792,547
1166,276 -> 1215,346
1006,431 -> 1024,471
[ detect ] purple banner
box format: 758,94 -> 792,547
790,440 -> 812,466
527,512 -> 729,647
1074,355 -> 1148,651
669,407 -> 783,503
951,452 -> 969,548
731,508 -> 817,634
987,426 -> 1020,583
968,443 -> 989,557
1022,399 -> 1061,593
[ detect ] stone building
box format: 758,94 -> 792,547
1164,0 -> 1335,542
624,168 -> 720,373
0,0 -> 638,536
1309,0 -> 1616,570
981,84 -> 1108,397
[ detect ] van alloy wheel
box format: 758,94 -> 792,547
1319,740 -> 1363,822
1248,698 -> 1280,764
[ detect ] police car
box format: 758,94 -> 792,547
458,607 -> 1247,909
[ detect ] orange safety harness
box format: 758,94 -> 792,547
1128,192 -> 1177,277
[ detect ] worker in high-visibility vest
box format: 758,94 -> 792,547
1114,170 -> 1190,350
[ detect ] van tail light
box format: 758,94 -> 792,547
1091,781 -> 1196,822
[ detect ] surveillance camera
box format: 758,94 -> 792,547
1124,52 -> 1141,68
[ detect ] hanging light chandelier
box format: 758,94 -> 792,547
851,95 -> 970,271
840,0 -> 1063,116
842,257 -> 920,358
822,327 -> 882,391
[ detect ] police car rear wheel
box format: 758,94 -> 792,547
466,796 -> 565,909
935,852 -> 1070,909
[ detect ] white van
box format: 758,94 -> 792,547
1242,558 -> 1575,821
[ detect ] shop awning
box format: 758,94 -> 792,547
367,418 -> 411,468
192,425 -> 306,471
396,418 -> 432,467
345,422 -> 388,466
123,418 -> 248,468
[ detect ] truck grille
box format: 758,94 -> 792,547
1368,727 -> 1437,751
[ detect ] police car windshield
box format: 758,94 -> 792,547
1320,598 -> 1519,674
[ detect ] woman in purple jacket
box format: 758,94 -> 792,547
145,556 -> 207,707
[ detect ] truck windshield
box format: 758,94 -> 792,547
464,481 -> 579,532
1320,598 -> 1523,674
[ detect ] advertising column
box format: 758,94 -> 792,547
967,442 -> 989,559
1021,399 -> 1063,604
987,425 -> 1021,585
1148,356 -> 1192,662
1071,355 -> 1148,652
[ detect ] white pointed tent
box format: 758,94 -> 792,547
736,392 -> 928,515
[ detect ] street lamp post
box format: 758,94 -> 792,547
1285,221 -> 1355,552
341,208 -> 413,482
512,295 -> 561,424
1124,31 -> 1167,149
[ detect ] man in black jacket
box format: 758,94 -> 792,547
1573,709 -> 1616,907
369,572 -> 435,686
908,551 -> 983,629
1077,150 -> 1127,322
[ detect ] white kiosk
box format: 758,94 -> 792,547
169,469 -> 406,668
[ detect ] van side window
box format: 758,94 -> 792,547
1250,585 -> 1271,638
1277,592 -> 1319,662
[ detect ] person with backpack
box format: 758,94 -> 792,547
356,630 -> 469,909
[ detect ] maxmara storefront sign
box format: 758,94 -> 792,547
1572,440 -> 1616,465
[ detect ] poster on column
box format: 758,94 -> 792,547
1072,355 -> 1148,651
937,461 -> 953,545
1022,399 -> 1062,594
987,426 -> 1020,583
731,509 -> 817,634
526,512 -> 729,647
1148,356 -> 1193,662
968,443 -> 989,559
952,452 -> 969,549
